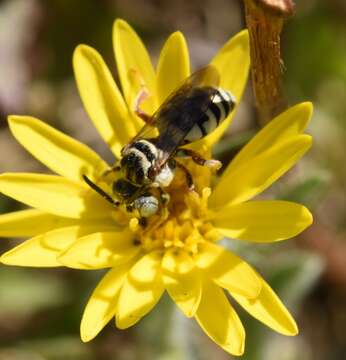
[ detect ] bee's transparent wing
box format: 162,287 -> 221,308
188,64 -> 220,88
153,66 -> 220,166
128,65 -> 219,139
154,65 -> 220,118
124,66 -> 220,164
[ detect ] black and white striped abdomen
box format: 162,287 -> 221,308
184,87 -> 236,143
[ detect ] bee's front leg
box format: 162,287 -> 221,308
176,148 -> 222,171
102,165 -> 121,177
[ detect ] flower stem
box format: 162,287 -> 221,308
244,0 -> 295,124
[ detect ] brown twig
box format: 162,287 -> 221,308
243,0 -> 346,290
244,0 -> 295,123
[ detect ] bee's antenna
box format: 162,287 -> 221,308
82,175 -> 120,207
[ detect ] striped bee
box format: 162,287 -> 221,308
84,66 -> 236,219
120,65 -> 236,188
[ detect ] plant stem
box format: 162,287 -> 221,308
244,0 -> 295,124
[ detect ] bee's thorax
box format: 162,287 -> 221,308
121,139 -> 158,186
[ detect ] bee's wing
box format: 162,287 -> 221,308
153,66 -> 220,166
187,64 -> 220,88
155,65 -> 220,113
124,66 -> 220,162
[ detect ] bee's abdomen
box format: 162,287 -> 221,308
184,88 -> 236,143
121,140 -> 158,185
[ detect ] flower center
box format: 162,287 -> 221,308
128,186 -> 221,255
99,154 -> 221,255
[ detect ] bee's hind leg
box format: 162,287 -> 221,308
176,148 -> 222,171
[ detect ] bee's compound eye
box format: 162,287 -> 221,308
133,195 -> 159,218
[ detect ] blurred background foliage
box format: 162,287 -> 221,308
0,0 -> 345,359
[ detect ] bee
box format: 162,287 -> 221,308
83,65 -> 236,219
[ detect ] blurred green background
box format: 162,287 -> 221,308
0,0 -> 345,359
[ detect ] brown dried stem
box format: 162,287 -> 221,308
244,0 -> 295,123
243,1 -> 346,288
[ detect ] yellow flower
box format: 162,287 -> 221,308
0,19 -> 313,356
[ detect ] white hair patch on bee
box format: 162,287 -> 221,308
137,139 -> 158,158
212,93 -> 224,104
154,163 -> 175,187
218,88 -> 236,105
125,148 -> 152,181
203,108 -> 218,133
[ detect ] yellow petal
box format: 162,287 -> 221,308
209,200 -> 313,242
8,116 -> 108,182
210,135 -> 312,208
58,231 -> 140,269
231,279 -> 298,336
81,262 -> 133,342
224,102 -> 313,177
191,30 -> 250,150
113,19 -> 157,115
195,281 -> 245,356
0,173 -> 111,219
0,209 -> 76,237
0,225 -> 102,267
116,251 -> 164,329
73,45 -> 138,157
195,242 -> 261,298
161,249 -> 201,317
156,31 -> 190,106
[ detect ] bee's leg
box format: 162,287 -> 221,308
126,204 -> 134,213
83,175 -> 120,207
175,161 -> 195,191
133,86 -> 152,124
158,187 -> 170,205
176,148 -> 222,171
102,165 -> 121,177
138,217 -> 148,228
129,69 -> 152,123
